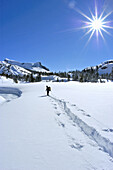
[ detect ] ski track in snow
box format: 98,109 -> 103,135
50,99 -> 98,170
50,95 -> 113,159
0,87 -> 22,103
0,83 -> 113,170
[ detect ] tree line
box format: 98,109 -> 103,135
0,66 -> 113,83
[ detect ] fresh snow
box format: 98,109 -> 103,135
0,76 -> 14,84
0,96 -> 6,104
0,79 -> 113,170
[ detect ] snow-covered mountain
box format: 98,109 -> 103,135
84,60 -> 113,75
98,60 -> 113,75
0,58 -> 50,76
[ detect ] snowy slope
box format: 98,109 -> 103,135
0,58 -> 50,76
0,81 -> 113,170
84,60 -> 113,75
98,61 -> 113,75
0,62 -> 31,76
4,58 -> 49,72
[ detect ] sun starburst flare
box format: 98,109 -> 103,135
77,4 -> 113,44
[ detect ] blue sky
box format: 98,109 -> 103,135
0,0 -> 113,71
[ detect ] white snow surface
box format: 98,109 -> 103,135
0,80 -> 113,170
0,96 -> 6,104
0,76 -> 14,84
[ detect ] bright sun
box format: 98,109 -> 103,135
77,3 -> 113,44
92,19 -> 102,30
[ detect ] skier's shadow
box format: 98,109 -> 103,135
39,95 -> 47,97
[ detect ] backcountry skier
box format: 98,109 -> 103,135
46,86 -> 51,96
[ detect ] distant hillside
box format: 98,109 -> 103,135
98,60 -> 113,75
84,60 -> 113,75
0,58 -> 113,83
0,58 -> 50,76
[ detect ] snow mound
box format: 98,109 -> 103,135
0,87 -> 22,97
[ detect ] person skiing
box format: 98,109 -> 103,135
46,86 -> 51,96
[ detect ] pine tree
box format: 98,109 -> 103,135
67,74 -> 70,81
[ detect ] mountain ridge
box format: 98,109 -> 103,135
0,58 -> 50,76
83,60 -> 113,75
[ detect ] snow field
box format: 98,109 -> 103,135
0,83 -> 92,170
0,76 -> 14,84
52,95 -> 113,157
49,82 -> 113,140
0,81 -> 113,169
50,96 -> 113,169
